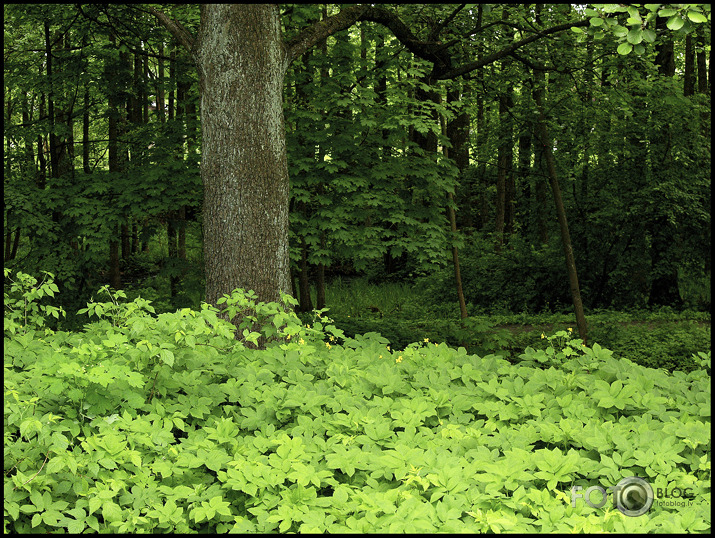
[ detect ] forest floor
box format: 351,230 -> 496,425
493,318 -> 711,334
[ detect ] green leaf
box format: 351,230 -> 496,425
627,28 -> 643,44
31,513 -> 43,528
590,17 -> 604,26
159,349 -> 175,367
46,455 -> 66,474
88,497 -> 102,515
687,11 -> 708,23
101,501 -> 123,522
666,15 -> 685,30
617,42 -> 633,55
642,29 -> 657,42
67,518 -> 86,534
658,9 -> 678,17
626,6 -> 641,20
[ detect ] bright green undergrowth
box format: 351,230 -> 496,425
4,270 -> 712,533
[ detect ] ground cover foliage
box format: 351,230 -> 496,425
4,271 -> 711,533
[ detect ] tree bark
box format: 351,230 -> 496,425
196,5 -> 292,308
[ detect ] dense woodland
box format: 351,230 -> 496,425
3,4 -> 712,533
4,4 -> 711,319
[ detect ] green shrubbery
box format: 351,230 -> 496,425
4,270 -> 711,533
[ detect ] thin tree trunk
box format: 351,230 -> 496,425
517,130 -> 532,229
696,27 -> 709,140
83,89 -> 91,174
298,236 -> 313,312
11,227 -> 20,260
315,8 -> 329,310
316,244 -> 326,309
532,84 -> 587,344
495,94 -> 508,250
168,48 -> 175,121
157,43 -> 166,123
121,225 -> 130,260
648,19 -> 681,307
497,8 -> 515,247
168,211 -> 178,298
106,36 -> 128,290
442,114 -> 468,320
684,34 -> 695,97
447,84 -> 471,228
534,136 -> 549,245
5,210 -> 13,262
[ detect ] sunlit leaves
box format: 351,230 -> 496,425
626,28 -> 643,44
666,15 -> 685,30
582,4 -> 710,54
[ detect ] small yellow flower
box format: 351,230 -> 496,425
396,356 -> 403,363
299,338 -> 305,345
329,336 -> 335,342
387,346 -> 391,351
306,324 -> 311,329
541,333 -> 546,339
568,327 -> 573,333
325,342 -> 331,349
286,334 -> 291,340
424,338 -> 429,343
379,354 -> 383,359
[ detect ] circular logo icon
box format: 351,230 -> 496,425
614,477 -> 654,516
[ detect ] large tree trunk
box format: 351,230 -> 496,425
196,5 -> 291,308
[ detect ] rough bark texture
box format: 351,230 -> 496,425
196,5 -> 291,307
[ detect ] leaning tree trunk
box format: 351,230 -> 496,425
196,5 -> 292,308
532,85 -> 588,345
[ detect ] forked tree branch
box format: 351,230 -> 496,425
285,5 -> 371,66
287,5 -> 590,81
436,19 -> 591,79
145,6 -> 195,54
